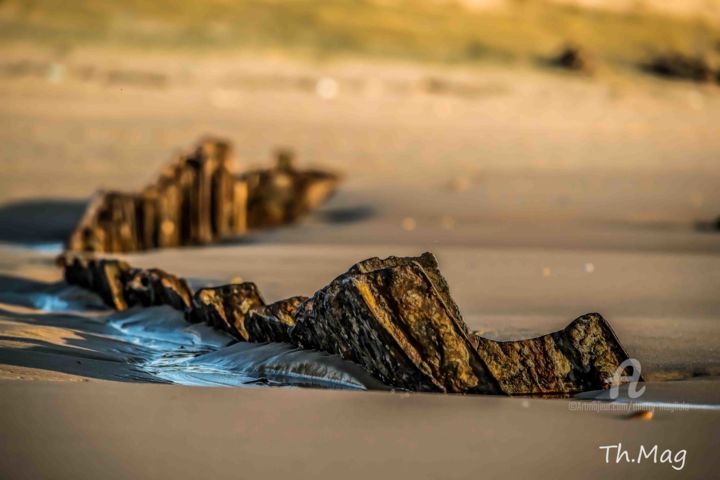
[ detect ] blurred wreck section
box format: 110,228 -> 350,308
67,139 -> 339,253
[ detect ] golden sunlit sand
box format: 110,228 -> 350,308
1,1 -> 719,478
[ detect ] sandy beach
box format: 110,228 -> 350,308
2,1 -> 720,475
1,379 -> 719,479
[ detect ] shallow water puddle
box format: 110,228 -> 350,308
0,281 -> 385,389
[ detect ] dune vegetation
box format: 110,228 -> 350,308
1,0 -> 718,70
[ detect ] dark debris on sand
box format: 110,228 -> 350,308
644,53 -> 717,83
549,45 -> 594,74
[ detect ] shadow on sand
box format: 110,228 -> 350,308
0,199 -> 87,245
0,342 -> 166,383
0,196 -> 377,248
0,271 -> 166,383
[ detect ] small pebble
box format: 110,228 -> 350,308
542,267 -> 552,277
584,262 -> 595,273
627,409 -> 654,421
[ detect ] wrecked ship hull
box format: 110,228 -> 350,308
57,251 -> 638,396
66,139 -> 339,253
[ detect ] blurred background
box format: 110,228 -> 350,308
0,0 -> 719,250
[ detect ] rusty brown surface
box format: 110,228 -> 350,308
290,253 -> 501,393
57,251 -> 637,395
290,253 -> 635,395
245,296 -> 308,344
58,254 -> 131,311
67,139 -> 339,253
124,268 -> 193,312
187,283 -> 266,340
58,253 -> 190,313
474,313 -> 634,395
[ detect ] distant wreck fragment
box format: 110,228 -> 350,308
58,251 -> 638,395
551,45 -> 593,73
644,53 -> 716,83
67,140 -> 339,253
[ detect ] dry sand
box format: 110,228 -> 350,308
1,47 -> 719,477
